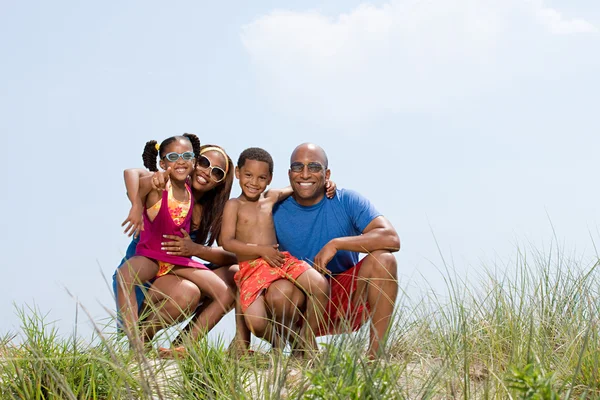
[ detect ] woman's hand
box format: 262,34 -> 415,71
121,203 -> 143,238
161,229 -> 197,256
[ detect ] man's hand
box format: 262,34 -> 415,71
313,241 -> 337,275
260,244 -> 285,268
161,229 -> 197,256
121,203 -> 144,238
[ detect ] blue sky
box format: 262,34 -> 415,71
1,0 -> 599,342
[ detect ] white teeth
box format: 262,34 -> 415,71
299,183 -> 313,186
197,176 -> 207,184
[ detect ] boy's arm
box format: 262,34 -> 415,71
264,186 -> 293,203
220,200 -> 284,267
264,181 -> 336,203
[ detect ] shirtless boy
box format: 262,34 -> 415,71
221,147 -> 330,354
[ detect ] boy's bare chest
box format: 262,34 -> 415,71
237,201 -> 273,226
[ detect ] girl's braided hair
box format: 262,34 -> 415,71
141,134 -> 201,171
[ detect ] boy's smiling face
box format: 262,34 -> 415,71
235,159 -> 272,201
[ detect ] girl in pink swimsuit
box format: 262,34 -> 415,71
115,134 -> 234,349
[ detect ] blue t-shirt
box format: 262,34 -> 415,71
273,188 -> 381,275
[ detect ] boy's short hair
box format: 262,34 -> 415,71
237,147 -> 274,175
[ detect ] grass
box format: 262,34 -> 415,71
2,245 -> 600,399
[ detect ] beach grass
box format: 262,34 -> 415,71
1,247 -> 600,399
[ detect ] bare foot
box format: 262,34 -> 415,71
158,346 -> 187,359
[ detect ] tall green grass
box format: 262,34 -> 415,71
1,246 -> 600,399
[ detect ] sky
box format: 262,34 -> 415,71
1,0 -> 599,343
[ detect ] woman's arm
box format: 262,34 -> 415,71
121,168 -> 152,237
161,229 -> 237,265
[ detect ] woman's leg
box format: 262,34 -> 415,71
115,256 -> 158,343
169,267 -> 235,341
139,274 -> 202,341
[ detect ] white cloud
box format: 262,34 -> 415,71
535,6 -> 598,35
241,0 -> 598,122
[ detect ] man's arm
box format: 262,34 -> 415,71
313,216 -> 400,270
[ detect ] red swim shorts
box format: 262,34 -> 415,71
235,251 -> 310,312
317,259 -> 370,336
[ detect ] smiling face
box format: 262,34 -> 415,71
235,159 -> 272,201
191,150 -> 228,193
288,144 -> 330,206
158,138 -> 195,183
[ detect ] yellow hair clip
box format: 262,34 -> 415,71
155,143 -> 160,151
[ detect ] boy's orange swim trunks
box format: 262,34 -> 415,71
235,251 -> 310,312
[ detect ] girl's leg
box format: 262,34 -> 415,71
169,267 -> 235,341
293,270 -> 330,356
139,274 -> 202,340
115,256 -> 158,343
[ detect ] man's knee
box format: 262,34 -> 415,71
298,269 -> 329,296
363,251 -> 397,280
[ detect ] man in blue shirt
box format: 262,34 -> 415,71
269,143 -> 400,358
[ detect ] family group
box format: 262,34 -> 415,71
112,134 -> 400,359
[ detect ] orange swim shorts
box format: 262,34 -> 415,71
235,251 -> 310,312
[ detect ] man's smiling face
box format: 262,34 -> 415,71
288,144 -> 331,206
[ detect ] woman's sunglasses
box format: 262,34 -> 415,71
290,161 -> 324,173
162,151 -> 195,162
197,154 -> 227,182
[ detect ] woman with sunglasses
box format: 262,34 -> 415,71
114,137 -> 238,352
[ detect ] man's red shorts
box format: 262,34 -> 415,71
317,259 -> 370,336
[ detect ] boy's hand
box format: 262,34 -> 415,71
121,203 -> 143,238
260,244 -> 285,268
325,180 -> 336,199
162,229 -> 196,256
152,167 -> 172,191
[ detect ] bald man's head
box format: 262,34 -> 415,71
290,143 -> 328,168
288,143 -> 331,206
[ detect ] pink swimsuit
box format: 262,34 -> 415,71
135,184 -> 208,274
